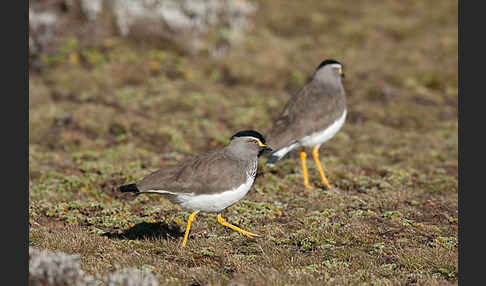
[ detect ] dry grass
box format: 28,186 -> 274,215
29,0 -> 458,285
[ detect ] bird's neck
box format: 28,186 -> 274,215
314,78 -> 343,94
223,146 -> 257,164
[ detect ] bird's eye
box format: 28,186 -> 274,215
250,139 -> 259,144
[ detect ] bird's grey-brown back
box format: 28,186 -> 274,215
267,61 -> 346,151
136,136 -> 263,196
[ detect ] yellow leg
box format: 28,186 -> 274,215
300,151 -> 312,189
181,211 -> 198,248
312,146 -> 332,189
217,214 -> 261,238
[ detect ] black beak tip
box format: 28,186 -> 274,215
258,146 -> 273,157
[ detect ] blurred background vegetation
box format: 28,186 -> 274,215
29,0 -> 457,285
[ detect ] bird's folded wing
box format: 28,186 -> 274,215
137,151 -> 247,195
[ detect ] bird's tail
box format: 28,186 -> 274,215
119,183 -> 140,194
119,183 -> 174,197
266,141 -> 299,167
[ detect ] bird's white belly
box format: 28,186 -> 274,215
176,176 -> 255,213
300,109 -> 347,147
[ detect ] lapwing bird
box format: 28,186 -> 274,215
266,59 -> 347,189
119,130 -> 272,248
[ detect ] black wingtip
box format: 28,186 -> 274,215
119,183 -> 139,193
265,154 -> 281,167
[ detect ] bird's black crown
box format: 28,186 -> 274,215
316,59 -> 342,70
231,130 -> 266,144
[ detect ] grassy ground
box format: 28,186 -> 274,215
29,0 -> 458,285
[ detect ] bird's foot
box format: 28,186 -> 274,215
321,181 -> 332,190
304,182 -> 315,189
238,229 -> 261,238
217,214 -> 262,238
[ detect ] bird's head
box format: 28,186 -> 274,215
228,130 -> 273,159
313,59 -> 345,82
